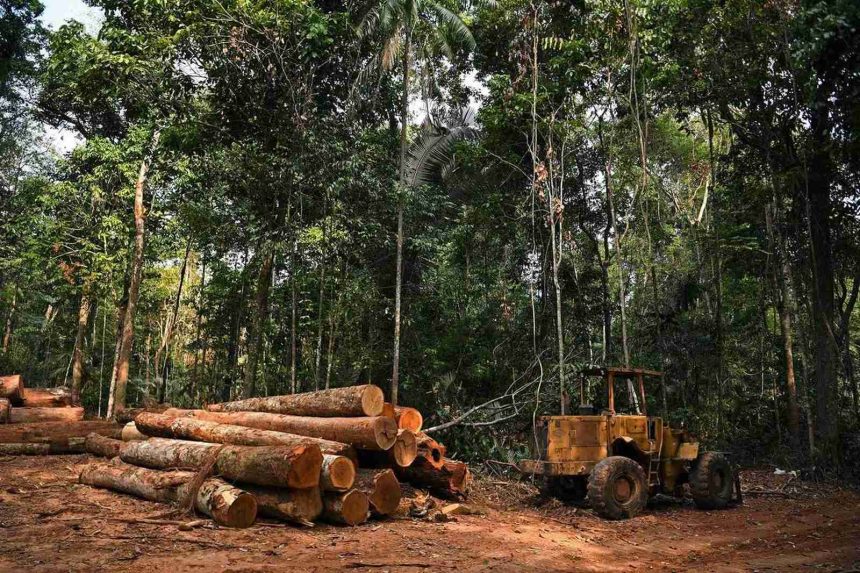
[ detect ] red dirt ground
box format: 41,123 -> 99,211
0,455 -> 857,572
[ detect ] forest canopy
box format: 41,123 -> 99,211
1,0 -> 858,472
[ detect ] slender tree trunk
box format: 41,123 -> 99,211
391,26 -> 411,407
70,285 -> 92,404
108,129 -> 160,418
223,270 -> 247,402
244,245 -> 274,398
778,258 -> 801,442
314,255 -> 327,390
156,239 -> 191,402
2,286 -> 15,353
192,253 -> 207,403
290,240 -> 298,394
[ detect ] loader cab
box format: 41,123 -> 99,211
576,366 -> 661,418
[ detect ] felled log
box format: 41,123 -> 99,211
121,437 -> 322,488
0,398 -> 9,423
169,410 -> 398,451
320,454 -> 356,492
135,412 -> 357,461
85,433 -> 126,458
322,490 -> 369,526
396,458 -> 471,500
121,422 -> 148,441
0,438 -> 86,455
79,461 -> 257,528
357,429 -> 418,468
381,402 -> 395,419
0,420 -> 122,443
245,485 -> 322,525
20,387 -> 72,407
0,375 -> 23,403
354,468 -> 401,516
115,405 -> 172,424
10,406 -> 84,424
415,432 -> 445,470
206,384 -> 385,417
393,406 -> 423,432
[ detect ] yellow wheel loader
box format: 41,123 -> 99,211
519,367 -> 739,519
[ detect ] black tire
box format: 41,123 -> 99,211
546,476 -> 588,503
587,456 -> 648,520
690,452 -> 734,510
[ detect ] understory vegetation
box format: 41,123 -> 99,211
1,0 -> 858,473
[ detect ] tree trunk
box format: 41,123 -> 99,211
79,461 -> 257,528
322,490 -> 369,525
70,288 -> 92,404
395,458 -> 471,500
244,245 -> 274,398
393,406 -> 423,432
192,252 -> 207,402
392,26 -> 412,408
0,439 -> 86,455
108,129 -> 161,419
157,239 -> 192,403
0,374 -> 22,402
354,468 -> 401,516
85,433 -> 127,457
244,485 -> 322,525
170,409 -> 397,450
120,437 -> 322,488
20,387 -> 72,407
2,286 -> 16,354
10,407 -> 84,423
0,420 -> 122,443
208,384 -> 384,417
135,412 -> 357,460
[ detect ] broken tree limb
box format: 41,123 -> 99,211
396,458 -> 471,500
168,410 -> 397,451
0,375 -> 23,403
245,485 -> 323,525
79,461 -> 257,528
0,420 -> 122,443
120,437 -> 322,488
135,412 -> 357,461
0,398 -> 9,423
20,387 -> 72,408
0,438 -> 86,455
322,490 -> 369,525
85,433 -> 127,458
357,429 -> 418,468
206,384 -> 385,417
9,406 -> 84,423
121,422 -> 148,441
320,454 -> 356,492
354,468 -> 401,516
393,407 -> 423,432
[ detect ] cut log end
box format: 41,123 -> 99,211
0,398 -> 9,424
287,445 -> 324,489
121,422 -> 148,441
321,454 -> 356,491
323,490 -> 369,526
356,468 -> 401,516
0,375 -> 23,402
373,416 -> 399,450
360,385 -> 385,417
216,489 -> 257,529
394,407 -> 423,432
392,429 -> 418,467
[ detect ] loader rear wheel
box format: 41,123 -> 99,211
587,456 -> 648,520
690,452 -> 733,510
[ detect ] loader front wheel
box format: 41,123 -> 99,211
690,452 -> 734,510
587,456 -> 648,519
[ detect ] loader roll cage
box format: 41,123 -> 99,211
576,367 -> 665,417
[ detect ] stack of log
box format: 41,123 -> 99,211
79,384 -> 471,529
0,374 -> 98,454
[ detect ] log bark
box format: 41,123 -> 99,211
10,406 -> 84,424
121,437 -> 322,488
320,454 -> 355,492
415,432 -> 445,470
122,422 -> 148,441
396,458 -> 471,500
245,485 -> 322,525
207,384 -> 384,417
0,438 -> 86,455
85,433 -> 127,457
20,387 -> 73,408
357,429 -> 417,468
79,461 -> 257,528
393,406 -> 423,432
0,420 -> 121,443
0,398 -> 9,423
354,468 -> 401,516
116,405 -> 172,425
168,410 -> 397,451
135,412 -> 357,461
0,375 -> 22,402
322,490 -> 369,525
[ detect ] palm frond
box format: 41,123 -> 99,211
405,108 -> 477,188
426,2 -> 476,52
